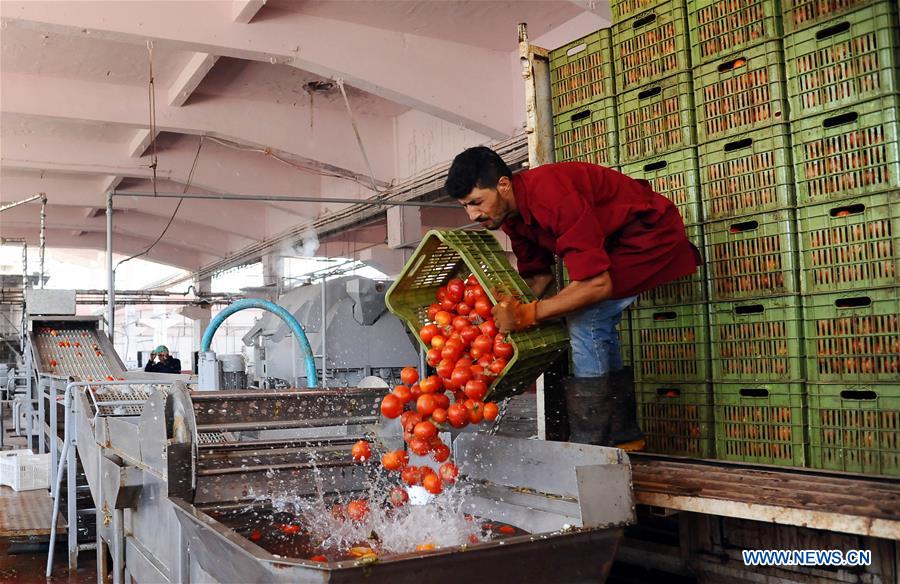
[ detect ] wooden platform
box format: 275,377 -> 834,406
0,486 -> 65,537
630,454 -> 900,540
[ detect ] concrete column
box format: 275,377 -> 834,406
387,205 -> 422,249
190,276 -> 212,372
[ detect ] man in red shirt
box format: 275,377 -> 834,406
446,146 -> 700,450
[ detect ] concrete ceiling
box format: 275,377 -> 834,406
0,0 -> 610,279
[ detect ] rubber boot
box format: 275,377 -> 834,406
564,376 -> 613,446
609,367 -> 645,451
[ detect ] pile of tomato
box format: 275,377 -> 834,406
349,275 -> 510,502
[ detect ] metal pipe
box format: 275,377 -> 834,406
320,275 -> 327,388
112,190 -> 460,208
0,193 -> 44,213
39,194 -> 46,289
106,191 -> 115,343
22,241 -> 28,290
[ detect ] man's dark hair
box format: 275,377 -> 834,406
445,146 -> 513,199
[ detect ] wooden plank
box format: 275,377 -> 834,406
0,486 -> 65,537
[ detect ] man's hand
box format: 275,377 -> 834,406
492,295 -> 539,333
149,352 -> 157,361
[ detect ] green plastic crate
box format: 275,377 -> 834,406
689,0 -> 783,66
714,382 -> 807,466
797,192 -> 900,294
783,0 -> 881,33
617,72 -> 697,163
808,383 -> 900,476
621,147 -> 702,226
613,0 -> 691,92
784,1 -> 900,118
553,98 -> 619,167
637,382 -> 715,456
618,307 -> 634,367
636,224 -> 707,307
706,210 -> 800,301
792,96 -> 900,205
693,40 -> 788,143
710,296 -> 804,382
698,124 -> 794,221
550,29 -> 615,117
634,303 -> 711,382
802,288 -> 900,384
384,230 -> 570,401
611,0 -> 668,23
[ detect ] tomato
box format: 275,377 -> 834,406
310,555 -> 328,562
402,465 -> 425,486
381,450 -> 405,470
380,394 -> 403,419
447,403 -> 469,428
423,473 -> 443,494
433,393 -> 450,410
419,375 -> 442,394
432,443 -> 451,462
440,297 -> 457,311
489,358 -> 508,375
249,529 -> 262,542
447,278 -> 466,301
493,340 -> 514,360
281,523 -> 301,535
450,366 -> 472,388
474,298 -> 493,320
416,393 -> 438,416
408,437 -> 430,456
389,487 -> 409,507
430,335 -> 446,349
439,462 -> 458,484
401,411 -> 423,433
472,335 -> 493,355
483,402 -> 499,421
410,383 -> 422,399
455,355 -> 473,368
351,440 -> 372,462
346,500 -> 369,522
451,315 -> 469,331
427,304 -> 441,320
460,326 -> 480,346
479,320 -> 498,338
498,525 -> 516,535
431,407 -> 448,424
420,324 -> 439,344
441,343 -> 463,362
434,310 -> 453,327
468,403 -> 484,424
456,302 -> 472,316
393,384 -> 412,403
414,420 -> 438,441
477,355 -> 493,370
400,367 -> 419,385
436,358 -> 455,379
465,274 -> 479,286
426,348 -> 441,367
469,364 -> 487,382
464,380 -> 488,401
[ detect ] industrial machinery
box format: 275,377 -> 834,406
63,381 -> 632,584
243,276 -> 419,388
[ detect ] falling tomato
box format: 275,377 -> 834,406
351,440 -> 372,462
346,500 -> 369,522
400,366 -> 419,385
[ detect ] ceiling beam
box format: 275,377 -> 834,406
233,0 -> 266,24
168,52 -> 219,107
2,71 -> 393,184
1,1 -> 513,138
129,128 -> 158,158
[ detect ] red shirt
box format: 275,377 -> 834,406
502,162 -> 701,299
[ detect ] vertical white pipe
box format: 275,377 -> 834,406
321,275 -> 327,388
39,194 -> 47,289
106,192 -> 115,343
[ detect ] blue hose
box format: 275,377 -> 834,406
201,298 -> 318,388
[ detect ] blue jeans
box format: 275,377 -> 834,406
566,295 -> 638,378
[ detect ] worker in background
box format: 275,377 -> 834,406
144,345 -> 182,374
446,147 -> 701,451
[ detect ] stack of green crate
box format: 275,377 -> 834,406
785,0 -> 900,476
611,0 -> 711,457
550,29 -> 618,168
688,0 -> 808,466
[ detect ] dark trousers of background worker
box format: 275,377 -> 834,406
543,296 -> 643,447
